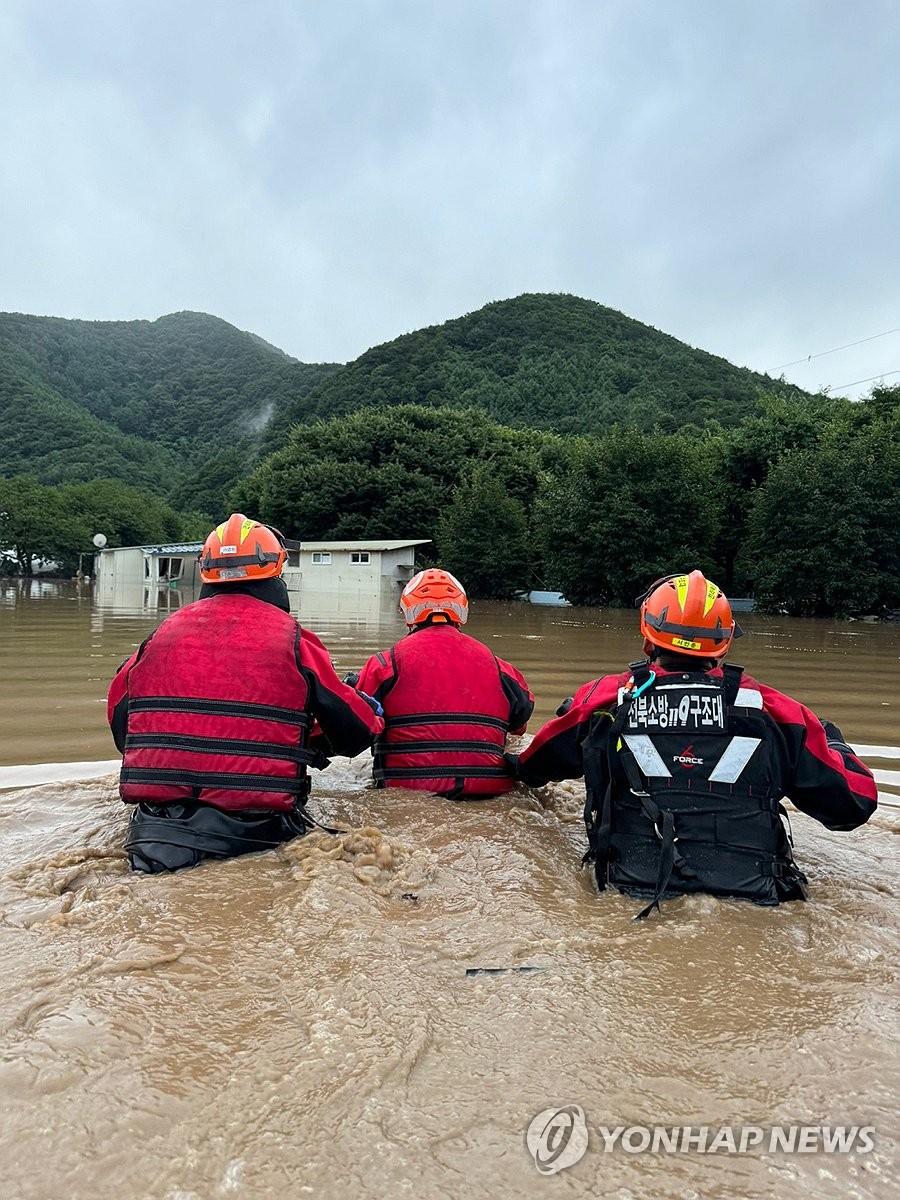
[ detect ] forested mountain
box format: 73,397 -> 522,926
268,293 -> 806,441
2,297 -> 898,615
0,311 -> 338,502
1,295 -> 811,503
0,339 -> 181,492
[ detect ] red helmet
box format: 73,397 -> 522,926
639,571 -> 738,659
199,513 -> 286,584
400,568 -> 468,626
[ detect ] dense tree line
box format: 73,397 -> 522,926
0,476 -> 204,576
3,388 -> 897,615
234,389 -> 900,616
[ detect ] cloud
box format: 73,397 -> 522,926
1,0 -> 898,395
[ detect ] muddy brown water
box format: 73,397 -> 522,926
1,579 -> 898,1200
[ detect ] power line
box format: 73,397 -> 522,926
830,369 -> 900,391
774,327 -> 900,371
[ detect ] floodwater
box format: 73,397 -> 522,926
0,578 -> 898,1200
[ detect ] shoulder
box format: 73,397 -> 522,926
364,645 -> 396,669
759,689 -> 809,729
572,671 -> 627,709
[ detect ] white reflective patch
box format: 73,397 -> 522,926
622,734 -> 672,778
734,687 -> 763,709
708,736 -> 762,782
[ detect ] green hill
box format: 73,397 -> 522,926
271,292 -> 805,439
1,296 -> 814,512
0,310 -> 339,504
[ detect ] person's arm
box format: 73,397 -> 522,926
760,685 -> 877,829
297,629 -> 384,757
106,647 -> 144,753
513,675 -> 621,786
356,649 -> 398,708
495,656 -> 535,734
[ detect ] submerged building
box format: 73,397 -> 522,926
93,538 -> 431,611
284,540 -> 430,599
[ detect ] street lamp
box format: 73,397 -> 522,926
78,532 -> 107,581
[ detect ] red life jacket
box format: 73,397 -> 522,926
374,626 -> 515,798
120,594 -> 321,812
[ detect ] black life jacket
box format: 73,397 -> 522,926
582,662 -> 808,917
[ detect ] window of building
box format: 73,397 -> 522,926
145,556 -> 184,583
350,551 -> 371,565
311,552 -> 332,565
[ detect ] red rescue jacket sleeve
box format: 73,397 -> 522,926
297,629 -> 384,757
516,673 -> 624,785
356,649 -> 397,706
106,648 -> 142,753
495,655 -> 535,734
757,683 -> 877,830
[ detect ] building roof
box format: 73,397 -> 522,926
99,543 -> 204,555
298,540 -> 431,552
98,539 -> 429,556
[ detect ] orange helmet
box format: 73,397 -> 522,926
400,568 -> 468,626
199,513 -> 287,584
638,571 -> 739,659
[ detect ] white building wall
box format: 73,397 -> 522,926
285,548 -> 417,601
94,547 -> 201,608
380,547 -> 418,581
296,549 -> 381,596
96,548 -> 145,591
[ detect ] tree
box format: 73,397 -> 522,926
0,476 -> 83,574
745,423 -> 900,615
437,465 -> 532,598
535,429 -> 722,605
0,475 -> 190,575
233,404 -> 550,545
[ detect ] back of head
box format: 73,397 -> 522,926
199,513 -> 287,585
400,568 -> 468,628
637,570 -> 740,661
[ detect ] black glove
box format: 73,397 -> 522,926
342,670 -> 360,687
819,717 -> 854,754
555,696 -> 574,717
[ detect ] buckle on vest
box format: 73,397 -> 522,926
653,818 -> 678,844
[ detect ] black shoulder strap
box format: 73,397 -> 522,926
582,661 -> 656,884
721,662 -> 744,708
628,658 -> 653,693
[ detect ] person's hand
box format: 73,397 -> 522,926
358,690 -> 383,718
342,670 -> 360,687
818,717 -> 853,753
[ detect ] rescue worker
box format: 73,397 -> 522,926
107,514 -> 383,873
508,571 -> 877,917
351,568 -> 534,800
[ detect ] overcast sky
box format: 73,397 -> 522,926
1,1 -> 898,400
